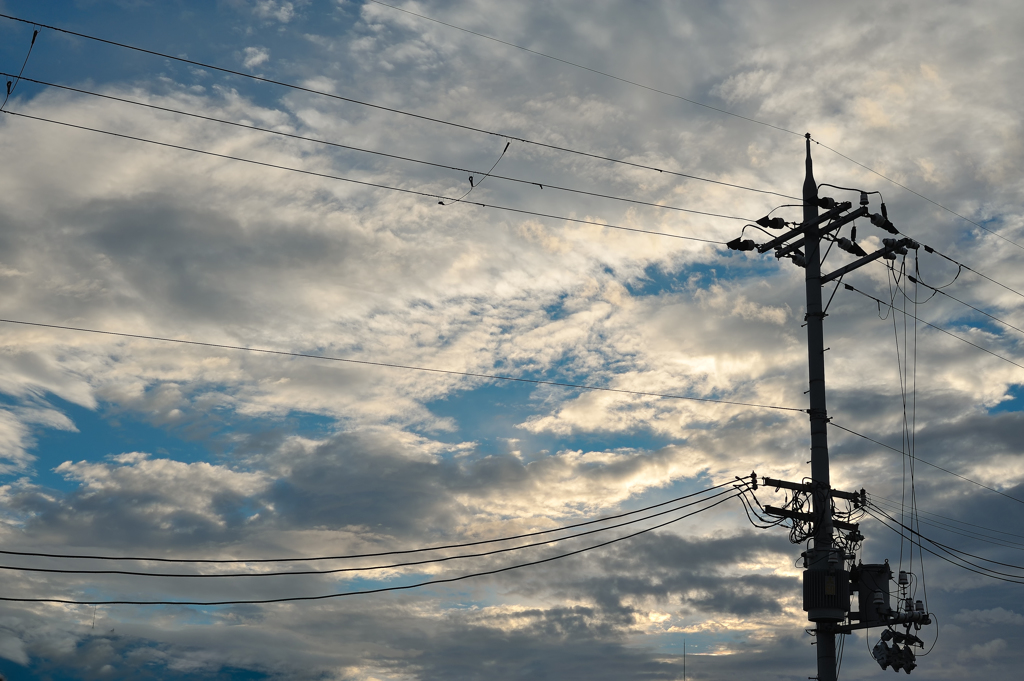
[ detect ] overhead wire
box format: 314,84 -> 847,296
866,504 -> 1024,580
842,282 -> 1024,372
911,274 -> 1024,337
0,73 -> 786,218
0,317 -> 806,413
0,27 -> 37,111
2,13 -> 1012,267
0,490 -> 742,605
0,109 -> 734,243
826,420 -> 1024,505
865,507 -> 1024,585
869,497 -> 1024,551
0,488 -> 738,579
360,4 -> 1015,254
0,13 -> 799,201
869,494 -> 1024,541
885,257 -> 912,574
808,136 -> 1024,252
921,245 -> 1024,301
911,263 -> 928,609
0,480 -> 737,565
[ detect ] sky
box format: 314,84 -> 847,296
0,0 -> 1022,679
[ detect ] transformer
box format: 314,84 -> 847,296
851,562 -> 892,627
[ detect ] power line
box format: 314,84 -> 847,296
866,505 -> 1024,583
808,136 -> 1024,252
843,282 -> 1024,372
0,13 -> 798,200
365,0 -> 803,137
869,496 -> 1024,550
0,492 -> 740,606
0,480 -> 736,565
910,275 -> 1024,337
361,2 -> 1014,255
5,11 -> 1005,269
869,503 -> 1024,574
0,318 -> 806,413
869,493 -> 1024,541
0,109 -> 735,242
0,27 -> 37,111
828,420 -> 1024,505
864,506 -> 1024,584
0,74 -> 797,217
0,488 -> 738,579
919,244 -> 1024,301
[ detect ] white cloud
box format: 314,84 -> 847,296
954,608 -> 1024,627
958,637 -> 1007,662
242,46 -> 270,69
253,1 -> 297,23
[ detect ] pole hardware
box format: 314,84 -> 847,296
756,202 -> 852,253
820,237 -> 919,285
723,138 -> 936,678
756,215 -> 788,230
726,236 -> 757,252
773,206 -> 869,260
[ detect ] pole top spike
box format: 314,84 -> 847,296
803,134 -> 817,202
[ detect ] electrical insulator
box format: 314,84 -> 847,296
755,215 -> 786,230
726,237 -> 757,252
915,600 -> 925,612
750,471 -> 758,490
899,571 -> 909,587
817,196 -> 837,209
883,238 -> 908,256
837,236 -> 867,257
870,212 -> 899,234
860,191 -> 869,206
905,597 -> 914,613
873,590 -> 884,607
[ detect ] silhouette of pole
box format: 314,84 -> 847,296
802,133 -> 837,681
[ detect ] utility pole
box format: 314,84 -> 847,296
726,135 -> 933,678
801,133 -> 839,681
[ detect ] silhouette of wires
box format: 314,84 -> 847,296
1,480 -> 738,566
0,13 -> 798,201
0,73 -> 773,222
0,27 -> 37,111
0,109 -> 736,243
0,491 -> 742,606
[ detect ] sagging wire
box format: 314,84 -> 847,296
438,140 -> 510,205
767,204 -> 802,216
741,223 -> 778,240
1,27 -> 38,112
817,183 -> 884,204
733,478 -> 865,561
883,257 -> 930,614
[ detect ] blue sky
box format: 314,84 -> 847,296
1,1 -> 1024,679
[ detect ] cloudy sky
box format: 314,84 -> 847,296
0,0 -> 1022,679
